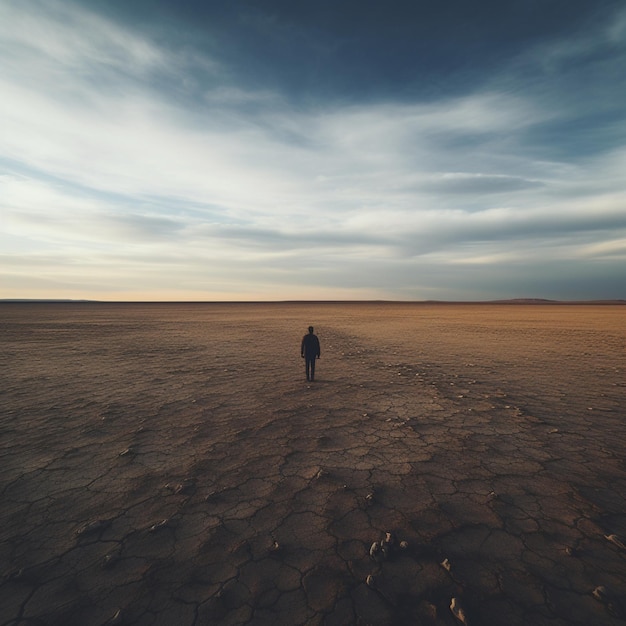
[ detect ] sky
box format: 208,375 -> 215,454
1,0 -> 626,301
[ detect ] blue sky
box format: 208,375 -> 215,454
1,0 -> 625,300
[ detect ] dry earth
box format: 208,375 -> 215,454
1,302 -> 625,626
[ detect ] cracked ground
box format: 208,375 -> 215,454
1,302 -> 625,625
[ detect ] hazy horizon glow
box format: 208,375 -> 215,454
2,0 -> 625,301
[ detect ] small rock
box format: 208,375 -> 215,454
590,585 -> 624,616
369,541 -> 382,561
109,608 -> 123,625
592,586 -> 610,602
149,518 -> 169,532
315,468 -> 328,480
366,574 -> 376,589
605,534 -> 626,550
76,519 -> 109,537
173,478 -> 195,495
102,551 -> 121,569
441,558 -> 452,572
377,530 -> 398,560
399,540 -> 409,550
450,597 -> 469,625
269,540 -> 280,553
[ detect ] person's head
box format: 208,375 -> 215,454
308,326 -> 314,334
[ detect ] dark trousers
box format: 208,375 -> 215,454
305,357 -> 316,381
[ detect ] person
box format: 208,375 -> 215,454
301,326 -> 321,381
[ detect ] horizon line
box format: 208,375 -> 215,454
2,298 -> 625,305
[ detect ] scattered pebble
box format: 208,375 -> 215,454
382,531 -> 397,548
102,551 -> 120,569
172,478 -> 195,495
592,585 -> 609,602
149,519 -> 170,532
269,540 -> 280,553
366,573 -> 376,589
450,597 -> 470,625
605,534 -> 626,550
440,558 -> 452,572
369,541 -> 381,561
76,519 -> 110,537
165,478 -> 196,495
368,530 -> 408,562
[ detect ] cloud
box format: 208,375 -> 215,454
578,238 -> 626,260
1,1 -> 625,300
419,173 -> 544,195
0,0 -> 189,85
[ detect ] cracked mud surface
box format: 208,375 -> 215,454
1,302 -> 625,625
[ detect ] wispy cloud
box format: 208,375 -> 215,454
1,0 -> 625,300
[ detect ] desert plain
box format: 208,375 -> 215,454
1,301 -> 625,626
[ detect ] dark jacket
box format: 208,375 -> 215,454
301,333 -> 321,359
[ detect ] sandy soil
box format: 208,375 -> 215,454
1,302 -> 625,626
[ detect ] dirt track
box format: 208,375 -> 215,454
1,302 -> 625,625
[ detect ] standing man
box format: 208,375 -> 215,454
301,326 -> 321,382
